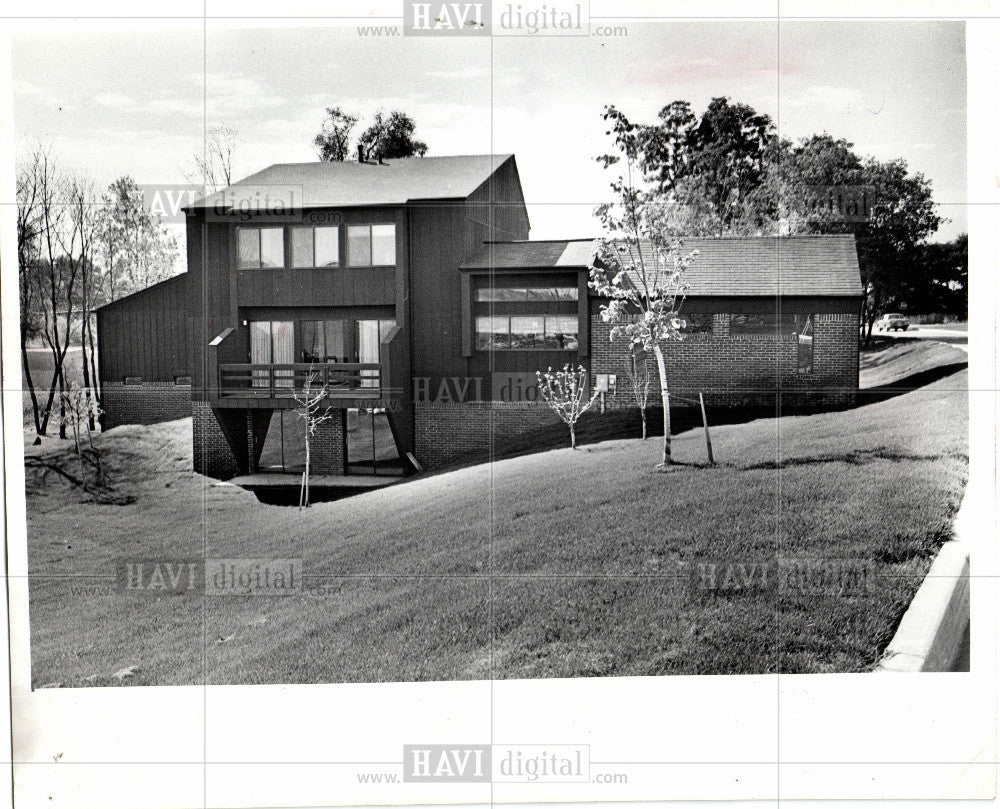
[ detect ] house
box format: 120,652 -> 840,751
96,155 -> 863,477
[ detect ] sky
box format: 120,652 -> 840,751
11,20 -> 967,241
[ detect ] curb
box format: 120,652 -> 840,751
876,515 -> 971,673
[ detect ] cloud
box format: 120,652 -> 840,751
147,98 -> 202,118
91,92 -> 135,108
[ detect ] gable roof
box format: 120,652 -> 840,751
462,235 -> 863,297
186,154 -> 515,211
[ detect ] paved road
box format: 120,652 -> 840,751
877,325 -> 968,351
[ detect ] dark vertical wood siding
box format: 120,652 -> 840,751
408,156 -> 531,385
96,274 -> 190,384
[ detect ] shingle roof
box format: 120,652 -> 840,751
461,239 -> 595,269
462,235 -> 863,297
186,154 -> 515,210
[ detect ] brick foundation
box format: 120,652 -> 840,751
312,410 -> 347,475
192,401 -> 241,479
101,382 -> 191,430
415,401 -> 563,469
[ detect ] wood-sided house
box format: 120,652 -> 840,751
96,155 -> 863,477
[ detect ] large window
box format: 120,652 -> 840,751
727,312 -> 815,372
238,227 -> 284,268
473,280 -> 579,352
300,320 -> 349,364
476,314 -> 579,351
291,226 -> 339,268
729,312 -> 805,336
347,224 -> 396,266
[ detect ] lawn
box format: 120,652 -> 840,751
25,354 -> 967,685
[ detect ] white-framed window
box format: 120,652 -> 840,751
290,225 -> 340,268
475,314 -> 579,351
238,227 -> 284,268
347,224 -> 396,266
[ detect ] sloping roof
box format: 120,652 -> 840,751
95,272 -> 189,312
462,235 -> 863,297
461,239 -> 595,270
186,154 -> 515,211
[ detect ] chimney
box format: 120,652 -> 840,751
357,144 -> 365,163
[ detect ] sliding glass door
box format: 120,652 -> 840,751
249,321 -> 294,388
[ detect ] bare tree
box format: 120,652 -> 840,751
17,148 -> 45,437
536,365 -> 600,450
184,125 -> 240,192
68,176 -> 102,427
29,150 -> 84,440
293,371 -> 334,509
624,346 -> 653,440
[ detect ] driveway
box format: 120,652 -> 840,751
877,325 -> 968,351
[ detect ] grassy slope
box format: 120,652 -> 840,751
26,354 -> 967,685
859,337 -> 967,389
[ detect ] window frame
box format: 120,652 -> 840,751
347,223 -> 396,267
474,312 -> 580,352
237,226 -> 286,269
290,225 -> 340,269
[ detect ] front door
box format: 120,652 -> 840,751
250,320 -> 294,388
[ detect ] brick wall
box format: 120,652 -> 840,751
101,382 -> 191,430
415,401 -> 562,469
312,410 -> 347,475
590,311 -> 858,409
192,401 -> 240,479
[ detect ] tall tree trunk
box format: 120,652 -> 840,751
80,313 -> 95,432
58,367 -> 67,440
640,409 -> 647,440
87,314 -> 100,405
653,343 -> 671,468
20,330 -> 42,438
570,422 -> 576,449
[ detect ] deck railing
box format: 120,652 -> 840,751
216,362 -> 382,399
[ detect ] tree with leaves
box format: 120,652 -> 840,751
622,98 -> 777,236
590,106 -> 699,469
536,365 -> 600,450
314,107 -> 359,162
358,110 -> 428,162
765,134 -> 941,342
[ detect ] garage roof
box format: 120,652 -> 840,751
461,235 -> 864,297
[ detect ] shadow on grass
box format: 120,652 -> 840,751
857,362 -> 968,405
427,362 -> 968,475
735,447 -> 967,471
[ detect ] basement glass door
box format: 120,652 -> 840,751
348,319 -> 401,476
250,320 -> 294,388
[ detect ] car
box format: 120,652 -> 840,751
875,313 -> 910,332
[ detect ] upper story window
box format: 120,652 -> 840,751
238,227 -> 284,268
472,281 -> 580,352
291,225 -> 339,268
475,286 -> 578,302
348,224 -> 396,267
